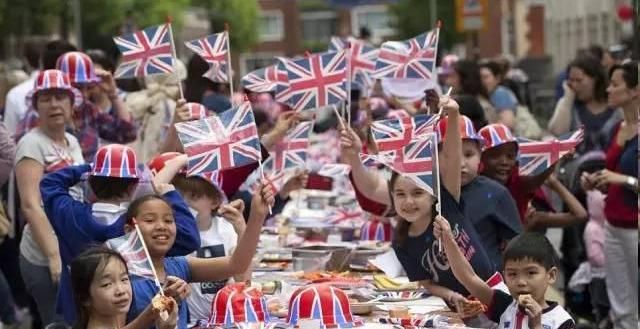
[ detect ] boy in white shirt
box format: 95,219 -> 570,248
434,216 -> 575,329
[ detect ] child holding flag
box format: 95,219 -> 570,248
123,180 -> 274,329
340,96 -> 498,310
40,144 -> 200,323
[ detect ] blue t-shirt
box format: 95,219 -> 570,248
462,176 -> 522,269
490,86 -> 518,113
128,257 -> 191,329
392,187 -> 496,295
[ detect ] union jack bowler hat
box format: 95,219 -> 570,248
147,152 -> 223,189
25,70 -> 83,109
208,283 -> 272,327
436,115 -> 483,144
186,102 -> 209,120
91,144 -> 139,179
287,284 -> 363,328
478,123 -> 517,151
56,52 -> 101,85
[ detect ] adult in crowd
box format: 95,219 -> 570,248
14,70 -> 85,326
0,122 -> 19,329
126,60 -> 186,163
479,61 -> 518,130
581,61 -> 638,329
5,41 -> 76,137
3,41 -> 44,136
446,60 -> 496,124
549,56 -> 621,147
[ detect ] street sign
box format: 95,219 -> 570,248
455,0 -> 489,32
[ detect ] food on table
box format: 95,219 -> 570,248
387,305 -> 410,318
456,298 -> 488,318
256,261 -> 289,271
266,297 -> 287,318
260,281 -> 282,294
373,274 -> 418,291
298,271 -> 363,284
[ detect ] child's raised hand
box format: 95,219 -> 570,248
251,182 -> 276,219
163,276 -> 191,302
433,215 -> 453,240
172,99 -> 190,124
339,126 -> 363,164
153,182 -> 176,195
438,95 -> 459,116
518,294 -> 543,328
219,199 -> 247,233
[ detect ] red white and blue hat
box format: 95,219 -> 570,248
478,123 -> 517,151
25,70 -> 83,109
186,102 -> 209,120
147,152 -> 223,189
360,218 -> 392,242
287,284 -> 363,328
436,115 -> 483,144
56,52 -> 101,85
208,283 -> 272,328
91,144 -> 139,179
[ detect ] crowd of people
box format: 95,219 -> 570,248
0,36 -> 636,329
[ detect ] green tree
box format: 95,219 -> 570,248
190,0 -> 258,53
389,0 -> 462,53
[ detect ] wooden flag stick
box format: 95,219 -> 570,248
166,17 -> 184,99
438,87 -> 453,116
345,47 -> 352,125
133,222 -> 165,296
224,23 -> 235,99
428,132 -> 443,252
332,104 -> 346,130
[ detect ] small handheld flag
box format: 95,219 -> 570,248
113,24 -> 174,79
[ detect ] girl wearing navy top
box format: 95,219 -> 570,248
340,97 -> 497,305
581,61 -> 638,329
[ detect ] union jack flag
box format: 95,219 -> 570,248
371,114 -> 438,152
175,102 -> 261,175
185,32 -> 229,82
279,51 -> 347,112
241,64 -> 288,93
317,163 -> 351,177
271,122 -> 312,172
329,37 -> 378,90
105,229 -> 154,278
113,23 -> 174,79
327,208 -> 363,225
373,28 -> 439,80
518,129 -> 584,176
360,219 -> 392,242
361,137 -> 437,195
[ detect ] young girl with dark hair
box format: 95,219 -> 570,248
123,182 -> 274,329
70,246 -> 177,329
340,97 -> 499,305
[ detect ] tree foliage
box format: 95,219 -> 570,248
389,0 -> 462,53
190,0 -> 259,53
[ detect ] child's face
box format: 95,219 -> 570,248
135,199 -> 176,258
461,140 -> 481,186
183,193 -> 221,217
481,142 -> 518,185
88,257 -> 132,318
391,176 -> 435,223
503,258 -> 557,304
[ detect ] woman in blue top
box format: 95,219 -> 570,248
480,61 -> 519,131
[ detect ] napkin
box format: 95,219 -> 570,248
369,249 -> 405,278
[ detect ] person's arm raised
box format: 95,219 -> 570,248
339,126 -> 391,206
439,97 -> 462,202
433,216 -> 493,305
188,182 -> 274,282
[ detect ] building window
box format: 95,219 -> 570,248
587,14 -> 598,46
301,11 -> 337,43
352,5 -> 395,43
601,13 -> 609,45
239,53 -> 280,77
258,10 -> 284,42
